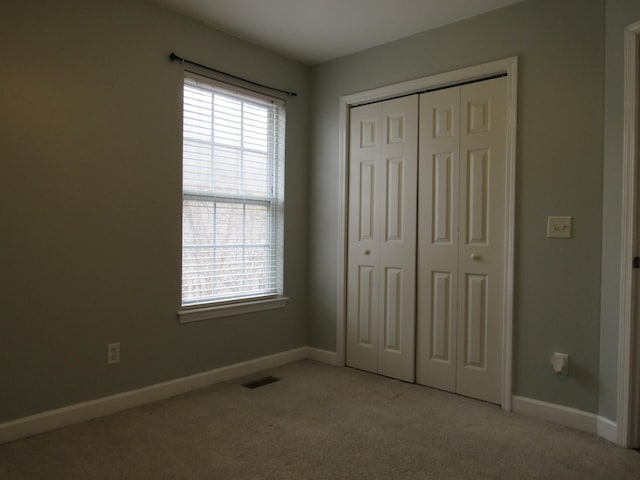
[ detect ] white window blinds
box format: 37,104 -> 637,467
181,74 -> 285,307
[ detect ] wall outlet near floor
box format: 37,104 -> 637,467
107,342 -> 120,364
551,352 -> 569,375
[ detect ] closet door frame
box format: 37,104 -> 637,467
336,57 -> 518,411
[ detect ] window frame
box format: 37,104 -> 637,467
178,73 -> 288,323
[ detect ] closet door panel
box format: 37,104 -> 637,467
416,87 -> 461,392
463,273 -> 488,369
377,95 -> 418,382
346,103 -> 381,374
456,76 -> 507,404
383,267 -> 403,351
466,148 -> 489,245
356,265 -> 376,346
430,271 -> 454,361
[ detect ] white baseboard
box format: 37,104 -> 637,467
597,416 -> 618,443
511,395 -> 597,434
9,353 -> 617,447
306,347 -> 338,365
0,347 -> 310,445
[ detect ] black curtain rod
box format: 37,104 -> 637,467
169,52 -> 297,97
351,73 -> 508,108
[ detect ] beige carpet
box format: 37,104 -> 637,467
1,360 -> 639,479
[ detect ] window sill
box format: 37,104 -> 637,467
178,296 -> 289,324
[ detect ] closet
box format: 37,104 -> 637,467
346,76 -> 507,404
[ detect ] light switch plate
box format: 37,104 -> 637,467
547,216 -> 572,238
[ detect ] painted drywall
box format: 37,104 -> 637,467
309,0 -> 605,413
599,0 -> 640,422
0,0 -> 310,422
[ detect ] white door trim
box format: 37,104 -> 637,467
618,19 -> 640,449
336,57 -> 518,410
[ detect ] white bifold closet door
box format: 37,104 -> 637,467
416,76 -> 507,404
346,95 -> 418,383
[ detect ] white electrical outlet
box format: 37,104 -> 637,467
551,352 -> 569,375
107,342 -> 120,364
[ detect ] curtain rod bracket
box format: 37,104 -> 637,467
169,52 -> 297,97
169,52 -> 184,64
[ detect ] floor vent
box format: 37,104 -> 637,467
243,376 -> 280,389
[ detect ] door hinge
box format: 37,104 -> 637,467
633,257 -> 640,269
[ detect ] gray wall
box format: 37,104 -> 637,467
599,0 -> 640,421
309,0 -> 605,413
0,0 -> 310,422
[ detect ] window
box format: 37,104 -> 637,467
179,73 -> 286,319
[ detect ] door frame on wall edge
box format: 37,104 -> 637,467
618,19 -> 640,449
335,57 -> 518,411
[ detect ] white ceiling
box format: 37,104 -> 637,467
151,0 -> 525,65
